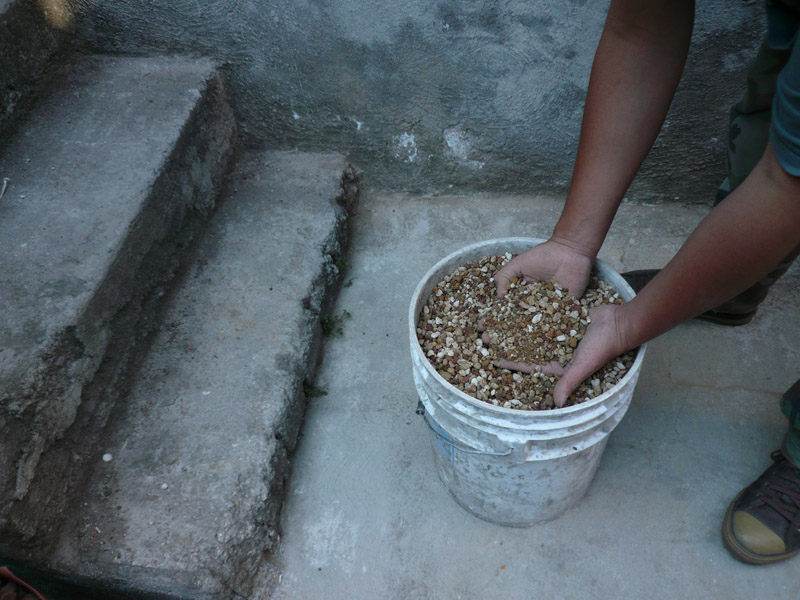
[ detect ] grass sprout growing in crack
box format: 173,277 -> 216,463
303,381 -> 328,398
332,254 -> 350,276
332,253 -> 354,288
321,309 -> 351,337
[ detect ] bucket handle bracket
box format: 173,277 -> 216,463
416,401 -> 513,457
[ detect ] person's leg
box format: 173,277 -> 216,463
623,36 -> 798,323
722,13 -> 800,562
703,245 -> 800,322
722,379 -> 800,564
780,379 -> 800,466
708,12 -> 800,319
714,38 -> 790,206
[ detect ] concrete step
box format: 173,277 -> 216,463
0,55 -> 236,552
0,0 -> 76,142
49,150 -> 357,598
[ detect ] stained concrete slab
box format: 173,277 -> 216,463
274,191 -> 800,599
0,55 -> 235,547
50,151 -> 357,599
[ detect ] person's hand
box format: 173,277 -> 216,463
550,304 -> 629,407
493,238 -> 594,298
481,304 -> 631,407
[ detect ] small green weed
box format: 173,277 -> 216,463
303,381 -> 328,398
332,254 -> 350,276
321,309 -> 351,337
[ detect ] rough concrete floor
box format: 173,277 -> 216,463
273,190 -> 800,599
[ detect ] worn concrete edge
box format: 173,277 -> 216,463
0,555 -> 205,600
1,64 -> 238,551
237,160 -> 361,598
0,0 -> 79,148
187,156 -> 361,599
15,158 -> 359,600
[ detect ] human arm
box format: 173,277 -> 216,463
495,0 -> 695,297
552,144 -> 800,405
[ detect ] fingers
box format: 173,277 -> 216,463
542,360 -> 566,377
483,321 -> 566,376
552,364 -> 588,407
552,342 -> 605,407
556,269 -> 589,299
476,319 -> 492,346
493,268 -> 513,298
493,244 -> 593,300
493,252 -> 535,298
493,358 -> 535,373
494,358 -> 566,377
482,304 -> 569,375
551,305 -> 627,407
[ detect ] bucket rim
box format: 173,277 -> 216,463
409,237 -> 647,418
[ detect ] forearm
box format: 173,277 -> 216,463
553,0 -> 695,257
620,144 -> 800,348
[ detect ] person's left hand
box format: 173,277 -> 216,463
549,304 -> 629,406
484,304 -> 630,407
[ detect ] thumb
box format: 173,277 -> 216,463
553,264 -> 590,298
552,357 -> 598,407
557,274 -> 588,299
551,304 -> 627,407
493,268 -> 513,298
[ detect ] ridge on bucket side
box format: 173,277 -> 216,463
409,238 -> 647,526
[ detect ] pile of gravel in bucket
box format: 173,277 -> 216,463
416,254 -> 636,410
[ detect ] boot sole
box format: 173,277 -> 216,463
697,310 -> 757,327
721,490 -> 800,565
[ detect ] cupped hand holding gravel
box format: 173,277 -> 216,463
477,319 -> 567,377
493,238 -> 595,298
550,304 -> 630,407
418,253 -> 635,410
480,295 -> 632,407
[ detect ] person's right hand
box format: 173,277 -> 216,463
493,238 -> 595,298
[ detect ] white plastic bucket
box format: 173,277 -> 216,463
409,238 -> 646,526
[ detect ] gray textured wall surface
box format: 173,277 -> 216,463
0,0 -> 75,143
68,0 -> 764,199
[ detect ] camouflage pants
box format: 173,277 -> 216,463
782,381 -> 800,463
716,32 -> 800,461
713,36 -> 800,316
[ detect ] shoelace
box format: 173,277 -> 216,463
759,452 -> 800,528
0,568 -> 46,600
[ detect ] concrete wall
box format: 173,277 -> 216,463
0,0 -> 75,144
68,0 -> 764,199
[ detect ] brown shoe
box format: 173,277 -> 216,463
722,451 -> 800,564
621,269 -> 756,326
